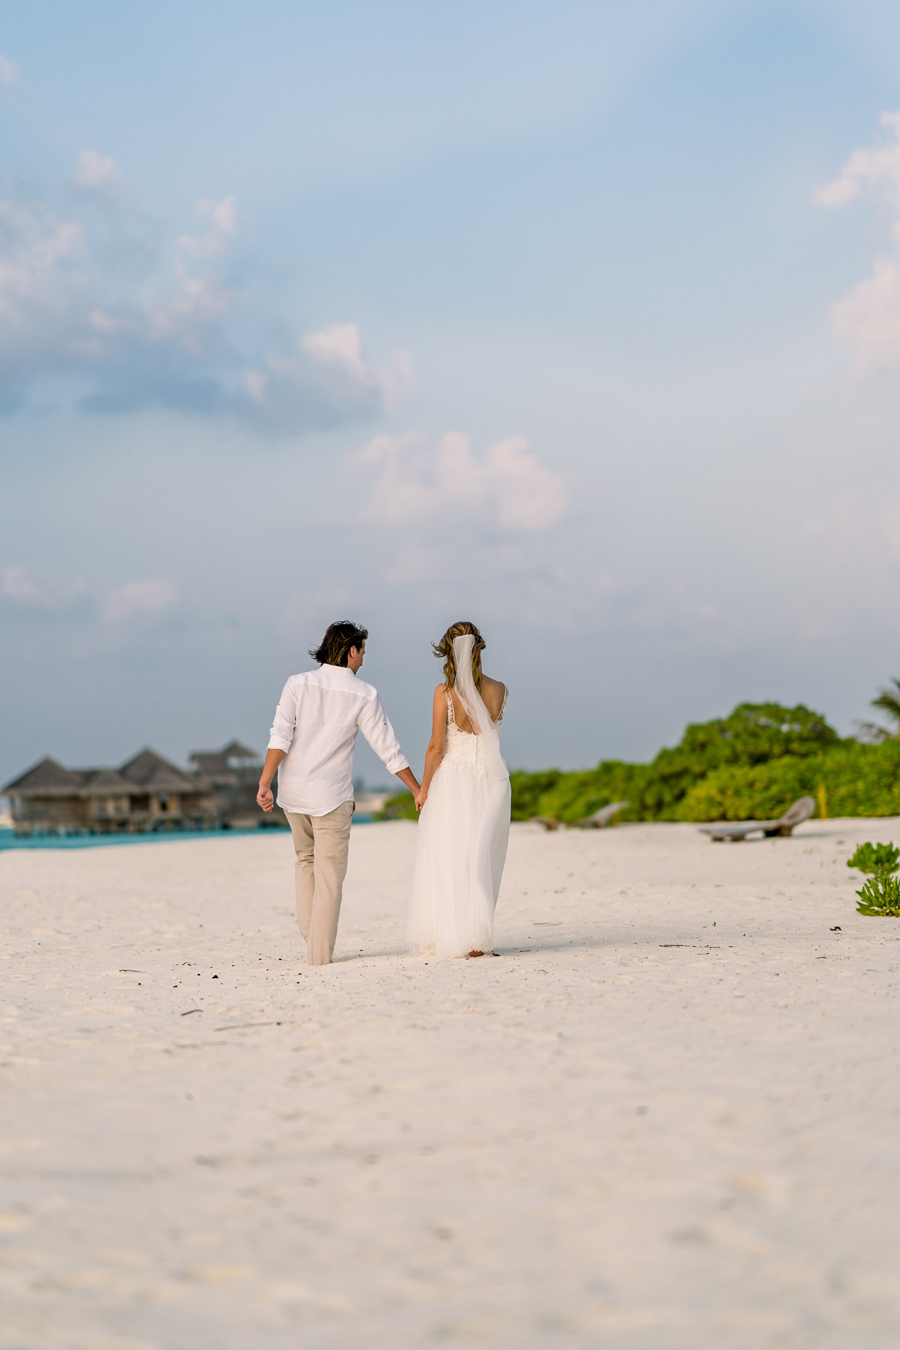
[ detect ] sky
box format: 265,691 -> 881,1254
3,0 -> 900,789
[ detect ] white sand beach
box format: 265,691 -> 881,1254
2,816 -> 900,1349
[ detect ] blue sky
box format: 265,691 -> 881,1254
2,0 -> 900,787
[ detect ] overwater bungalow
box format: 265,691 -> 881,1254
2,742 -> 286,836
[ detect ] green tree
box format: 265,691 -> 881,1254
636,702 -> 839,819
859,677 -> 900,742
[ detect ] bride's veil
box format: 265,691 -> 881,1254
451,634 -> 507,779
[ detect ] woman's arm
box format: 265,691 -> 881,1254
415,685 -> 448,810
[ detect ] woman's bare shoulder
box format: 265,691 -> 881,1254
480,675 -> 507,720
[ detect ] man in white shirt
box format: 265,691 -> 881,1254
257,621 -> 419,965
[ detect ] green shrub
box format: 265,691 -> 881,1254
379,700 -> 900,829
847,841 -> 900,876
847,841 -> 900,916
855,876 -> 900,915
529,761 -> 648,823
510,770 -> 562,821
675,741 -> 900,822
822,741 -> 900,816
374,791 -> 418,822
503,702 -> 844,824
676,758 -> 815,821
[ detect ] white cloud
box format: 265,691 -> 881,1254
73,149 -> 121,190
177,196 -> 237,258
299,323 -> 414,407
355,431 -> 567,532
831,257 -> 900,373
816,113 -> 900,214
0,199 -> 82,321
0,54 -> 18,86
3,565 -> 180,623
0,188 -> 232,412
103,578 -> 179,624
488,437 -> 569,530
205,196 -> 236,234
240,323 -> 414,433
147,271 -> 235,344
3,565 -> 47,606
2,565 -> 87,611
818,112 -> 900,372
0,168 -> 409,431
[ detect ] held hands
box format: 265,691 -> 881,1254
257,783 -> 274,812
414,788 -> 427,812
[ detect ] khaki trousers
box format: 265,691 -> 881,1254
286,801 -> 353,966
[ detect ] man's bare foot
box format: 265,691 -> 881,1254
467,949 -> 484,958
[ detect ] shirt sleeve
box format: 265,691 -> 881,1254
357,692 -> 410,775
268,679 -> 298,753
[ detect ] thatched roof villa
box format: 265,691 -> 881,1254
2,742 -> 286,836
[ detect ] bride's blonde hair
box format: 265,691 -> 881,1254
433,620 -> 485,690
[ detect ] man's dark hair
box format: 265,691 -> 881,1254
310,621 -> 368,668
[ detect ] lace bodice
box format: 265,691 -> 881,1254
443,687 -> 507,777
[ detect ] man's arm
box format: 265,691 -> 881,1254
358,694 -> 420,798
258,679 -> 297,811
257,748 -> 285,813
394,766 -> 420,797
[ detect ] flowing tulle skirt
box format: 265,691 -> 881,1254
406,761 -> 511,959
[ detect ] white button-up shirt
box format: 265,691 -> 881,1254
267,664 -> 410,816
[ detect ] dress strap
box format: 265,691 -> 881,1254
445,687 -> 456,726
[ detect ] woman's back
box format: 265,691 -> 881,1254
448,673 -> 506,733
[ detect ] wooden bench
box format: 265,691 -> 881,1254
570,800 -> 630,829
530,800 -> 630,831
698,795 -> 816,842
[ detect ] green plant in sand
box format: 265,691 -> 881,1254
847,842 -> 900,916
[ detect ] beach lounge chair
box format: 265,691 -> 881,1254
570,800 -> 630,829
698,795 -> 816,842
530,815 -> 564,831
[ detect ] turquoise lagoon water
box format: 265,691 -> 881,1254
0,818 -> 373,851
0,827 -> 276,852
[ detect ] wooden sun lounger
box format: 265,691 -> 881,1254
570,800 -> 630,829
530,801 -> 630,832
698,795 -> 816,842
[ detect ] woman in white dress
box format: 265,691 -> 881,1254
407,621 -> 511,960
